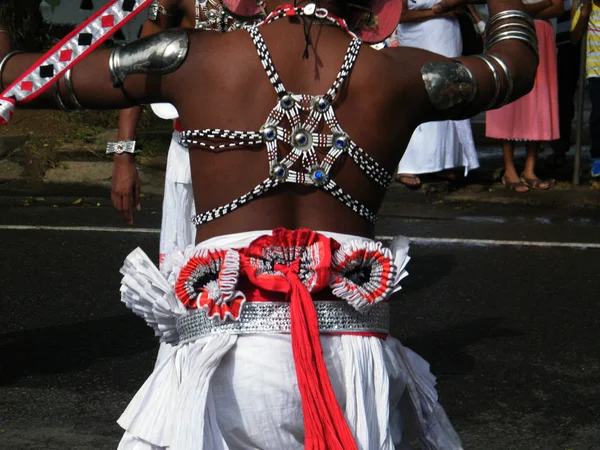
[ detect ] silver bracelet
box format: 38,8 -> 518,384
64,68 -> 84,110
486,31 -> 539,59
0,50 -> 22,90
474,54 -> 501,111
487,10 -> 535,34
488,21 -> 536,37
53,81 -> 71,112
106,141 -> 136,155
486,53 -> 513,108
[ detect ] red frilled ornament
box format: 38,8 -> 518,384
330,240 -> 397,313
174,249 -> 246,322
239,228 -> 357,450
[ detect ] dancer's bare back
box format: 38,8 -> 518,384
0,0 -> 537,241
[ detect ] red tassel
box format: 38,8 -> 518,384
285,268 -> 357,450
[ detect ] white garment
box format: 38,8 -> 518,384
158,131 -> 196,264
395,0 -> 479,175
117,230 -> 463,450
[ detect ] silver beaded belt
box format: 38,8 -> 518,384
176,301 -> 390,343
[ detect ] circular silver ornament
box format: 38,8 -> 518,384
312,96 -> 330,113
333,133 -> 349,149
280,94 -> 295,110
270,164 -> 287,181
292,129 -> 312,151
261,125 -> 277,141
309,166 -> 328,186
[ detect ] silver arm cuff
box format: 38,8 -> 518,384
108,30 -> 189,88
421,61 -> 478,110
106,141 -> 136,155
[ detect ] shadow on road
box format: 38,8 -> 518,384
400,253 -> 456,294
0,315 -> 156,386
402,317 -> 524,378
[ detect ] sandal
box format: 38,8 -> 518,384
395,173 -> 422,189
519,173 -> 555,190
502,175 -> 529,192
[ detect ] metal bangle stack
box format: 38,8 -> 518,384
478,10 -> 539,110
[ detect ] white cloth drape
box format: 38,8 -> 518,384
395,0 -> 479,175
159,131 -> 196,264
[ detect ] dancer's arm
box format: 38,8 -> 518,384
113,1 -> 181,225
388,0 -> 539,124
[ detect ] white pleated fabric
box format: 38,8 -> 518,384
158,131 -> 196,265
393,0 -> 479,176
118,230 -> 463,450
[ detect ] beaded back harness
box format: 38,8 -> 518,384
180,5 -> 393,226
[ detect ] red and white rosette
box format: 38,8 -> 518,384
174,248 -> 246,322
330,236 -> 410,313
0,0 -> 154,125
239,228 -> 357,450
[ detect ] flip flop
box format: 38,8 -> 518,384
395,174 -> 422,189
502,175 -> 529,192
519,173 -> 555,190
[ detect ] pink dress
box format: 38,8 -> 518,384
486,20 -> 560,141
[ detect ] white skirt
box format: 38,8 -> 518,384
118,231 -> 463,450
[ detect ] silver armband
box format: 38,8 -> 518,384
108,30 -> 189,88
106,141 -> 136,155
64,68 -> 84,110
0,51 -> 22,90
421,61 -> 478,110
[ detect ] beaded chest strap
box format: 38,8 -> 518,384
180,9 -> 393,226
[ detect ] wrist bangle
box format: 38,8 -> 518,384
106,140 -> 136,155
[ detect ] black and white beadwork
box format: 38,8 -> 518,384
180,22 -> 393,226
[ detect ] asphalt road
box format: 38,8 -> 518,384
1,200 -> 599,450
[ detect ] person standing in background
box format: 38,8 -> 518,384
551,0 -> 580,166
110,0 -> 263,261
486,0 -> 563,192
572,0 -> 600,178
393,0 -> 480,188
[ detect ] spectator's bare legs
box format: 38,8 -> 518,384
502,140 -> 529,192
521,141 -> 553,189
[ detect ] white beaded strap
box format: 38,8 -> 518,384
325,37 -> 361,102
247,26 -> 287,95
180,129 -> 263,150
191,177 -> 280,225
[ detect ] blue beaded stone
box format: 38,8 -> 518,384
297,135 -> 307,145
276,168 -> 285,176
266,129 -> 275,140
315,171 -> 323,179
